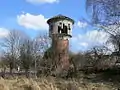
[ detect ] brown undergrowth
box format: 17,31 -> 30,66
0,76 -> 118,90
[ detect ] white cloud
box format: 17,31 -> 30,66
85,30 -> 109,44
71,30 -> 109,51
77,21 -> 88,28
79,42 -> 88,48
17,13 -> 48,30
26,0 -> 59,4
0,28 -> 9,38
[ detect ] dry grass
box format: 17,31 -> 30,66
0,76 -> 118,90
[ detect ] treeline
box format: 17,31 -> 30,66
0,30 -> 49,78
0,29 -> 119,78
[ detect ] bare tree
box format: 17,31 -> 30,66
19,34 -> 50,77
19,39 -> 33,77
32,34 -> 50,77
86,0 -> 120,25
0,30 -> 27,75
86,0 -> 120,53
107,34 -> 120,52
88,46 -> 110,70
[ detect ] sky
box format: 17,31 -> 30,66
0,0 -> 110,53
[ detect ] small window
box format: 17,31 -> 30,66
59,22 -> 62,25
59,22 -> 62,27
68,24 -> 71,30
63,24 -> 68,34
50,25 -> 53,33
58,22 -> 62,34
50,25 -> 53,30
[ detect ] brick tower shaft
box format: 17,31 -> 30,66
52,35 -> 69,70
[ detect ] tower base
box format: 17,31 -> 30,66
52,37 -> 70,75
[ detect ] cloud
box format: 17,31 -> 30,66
79,42 -> 88,47
17,13 -> 48,30
71,30 -> 109,51
26,0 -> 59,4
0,28 -> 9,38
77,21 -> 88,28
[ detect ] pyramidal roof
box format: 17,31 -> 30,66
47,14 -> 74,24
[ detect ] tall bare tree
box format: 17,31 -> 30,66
19,39 -> 33,77
0,30 -> 27,75
19,34 -> 50,77
86,0 -> 120,25
86,0 -> 120,53
32,34 -> 50,77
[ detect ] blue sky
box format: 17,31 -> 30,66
0,0 -> 109,53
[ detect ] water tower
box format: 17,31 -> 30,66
47,15 -> 74,72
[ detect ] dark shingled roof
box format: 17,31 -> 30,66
47,14 -> 74,24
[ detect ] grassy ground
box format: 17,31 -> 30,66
0,75 -> 118,90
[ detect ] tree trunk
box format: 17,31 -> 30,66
10,68 -> 13,76
25,69 -> 29,78
1,67 -> 6,78
9,63 -> 13,76
9,62 -> 14,76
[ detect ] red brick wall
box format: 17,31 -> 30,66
52,38 -> 70,70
